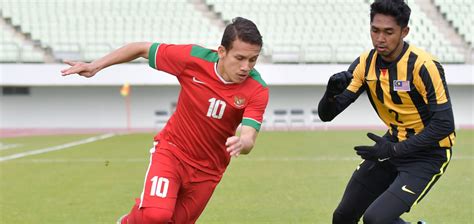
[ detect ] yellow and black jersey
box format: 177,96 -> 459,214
346,43 -> 455,148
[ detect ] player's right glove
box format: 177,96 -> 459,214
326,71 -> 353,98
354,133 -> 406,162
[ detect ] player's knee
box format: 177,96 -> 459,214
332,208 -> 357,224
129,207 -> 173,224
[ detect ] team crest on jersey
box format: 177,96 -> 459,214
393,80 -> 410,91
233,94 -> 246,108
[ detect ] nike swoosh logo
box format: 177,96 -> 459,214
378,157 -> 390,162
192,77 -> 206,84
401,185 -> 416,195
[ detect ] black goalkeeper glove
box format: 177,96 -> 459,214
354,133 -> 404,162
326,71 -> 353,98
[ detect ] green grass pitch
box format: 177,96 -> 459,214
1,130 -> 472,223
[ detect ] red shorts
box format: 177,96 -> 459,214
138,141 -> 222,222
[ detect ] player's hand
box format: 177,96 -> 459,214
326,71 -> 352,97
354,133 -> 396,162
61,60 -> 98,78
226,136 -> 243,157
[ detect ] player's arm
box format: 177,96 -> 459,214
226,126 -> 258,157
227,84 -> 268,157
318,58 -> 364,121
399,109 -> 454,150
61,42 -> 153,77
355,109 -> 455,160
318,84 -> 358,121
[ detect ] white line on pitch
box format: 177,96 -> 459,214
0,143 -> 22,151
0,133 -> 115,162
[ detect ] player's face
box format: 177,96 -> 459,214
370,13 -> 409,62
217,38 -> 261,83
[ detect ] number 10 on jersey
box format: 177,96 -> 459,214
207,98 -> 226,119
150,176 -> 169,198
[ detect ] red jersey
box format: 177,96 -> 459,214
148,43 -> 269,176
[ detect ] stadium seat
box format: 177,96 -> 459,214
207,0 -> 467,63
289,109 -> 306,129
0,18 -> 44,62
0,0 -> 471,63
0,43 -> 20,62
309,109 -> 327,130
272,109 -> 289,131
434,0 -> 473,46
0,0 -> 221,62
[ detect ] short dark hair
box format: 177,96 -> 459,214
370,0 -> 411,28
221,17 -> 263,50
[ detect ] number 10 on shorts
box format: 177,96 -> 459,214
150,176 -> 169,198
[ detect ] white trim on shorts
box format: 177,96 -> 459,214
139,141 -> 159,208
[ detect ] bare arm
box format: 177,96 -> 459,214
61,42 -> 153,77
226,126 -> 259,157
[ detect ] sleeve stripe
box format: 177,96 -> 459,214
419,64 -> 437,104
348,56 -> 360,73
243,117 -> 261,124
434,61 -> 451,100
148,43 -> 160,69
242,117 -> 262,132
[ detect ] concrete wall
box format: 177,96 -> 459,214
1,64 -> 473,130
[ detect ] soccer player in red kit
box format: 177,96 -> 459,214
61,17 -> 269,223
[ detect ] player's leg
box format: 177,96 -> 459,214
171,168 -> 221,223
124,199 -> 174,224
362,190 -> 410,224
123,146 -> 184,223
333,160 -> 397,224
363,149 -> 451,224
333,178 -> 378,224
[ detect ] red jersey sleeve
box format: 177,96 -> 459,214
148,43 -> 192,76
242,86 -> 269,132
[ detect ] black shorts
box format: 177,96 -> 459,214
353,148 -> 452,207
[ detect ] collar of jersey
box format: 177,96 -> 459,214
214,61 -> 235,85
375,42 -> 410,69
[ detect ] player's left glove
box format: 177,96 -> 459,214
354,133 -> 403,162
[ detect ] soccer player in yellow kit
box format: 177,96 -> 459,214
318,0 -> 455,223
